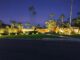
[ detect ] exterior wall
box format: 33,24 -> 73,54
0,27 -> 80,35
22,29 -> 34,33
0,28 -> 18,34
22,28 -> 49,34
36,29 -> 49,33
0,28 -> 5,33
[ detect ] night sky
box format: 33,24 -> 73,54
0,0 -> 79,26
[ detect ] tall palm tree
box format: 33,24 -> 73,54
28,5 -> 35,12
70,0 -> 73,26
60,14 -> 65,24
49,13 -> 55,20
28,5 -> 37,17
28,5 -> 37,25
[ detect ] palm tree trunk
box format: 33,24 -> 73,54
70,0 -> 73,26
62,17 -> 64,24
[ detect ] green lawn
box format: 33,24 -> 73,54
66,34 -> 80,38
0,33 -> 80,39
0,34 -> 59,39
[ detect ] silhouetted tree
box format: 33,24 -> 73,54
72,18 -> 80,28
61,23 -> 71,28
49,13 -> 55,20
77,12 -> 80,19
17,22 -> 23,29
69,0 -> 73,26
25,22 -> 31,28
10,20 -> 17,28
29,5 -> 35,12
45,20 -> 57,31
0,20 -> 3,26
28,5 -> 37,25
28,5 -> 37,17
60,14 -> 65,24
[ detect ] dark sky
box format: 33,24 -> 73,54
0,0 -> 79,26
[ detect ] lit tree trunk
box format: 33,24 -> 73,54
70,0 -> 73,26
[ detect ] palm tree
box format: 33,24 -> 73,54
0,20 -> 3,27
70,0 -> 73,26
61,23 -> 71,28
28,5 -> 37,25
16,22 -> 23,29
10,20 -> 16,28
49,13 -> 55,20
28,5 -> 36,17
45,20 -> 57,31
28,5 -> 35,12
77,12 -> 80,19
60,14 -> 65,24
36,24 -> 40,27
25,22 -> 31,28
73,18 -> 80,28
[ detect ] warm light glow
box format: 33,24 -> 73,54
22,29 -> 34,33
0,24 -> 80,36
36,29 -> 49,33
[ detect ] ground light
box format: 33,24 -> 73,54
0,34 -> 2,36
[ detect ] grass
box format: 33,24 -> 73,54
0,33 -> 80,39
66,34 -> 80,38
0,34 -> 59,39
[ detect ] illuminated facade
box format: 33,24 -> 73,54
0,20 -> 80,36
